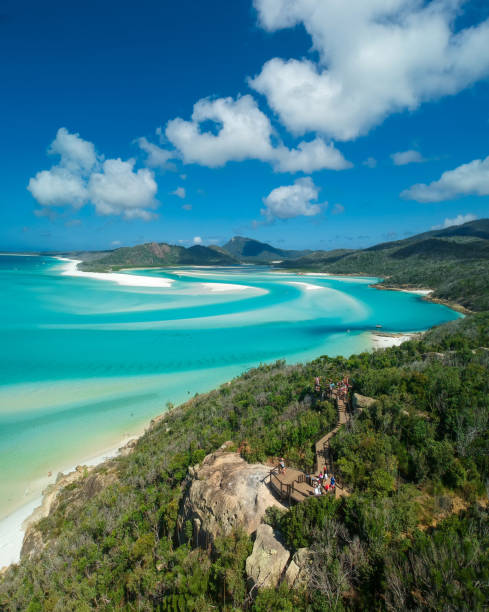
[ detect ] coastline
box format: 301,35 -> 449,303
57,258 -> 175,288
370,330 -> 421,349
370,283 -> 470,315
0,433 -> 140,571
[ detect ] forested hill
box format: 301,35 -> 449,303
1,313 -> 488,609
222,236 -> 310,263
79,242 -> 239,271
279,219 -> 489,312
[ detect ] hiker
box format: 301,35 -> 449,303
315,376 -> 321,392
279,457 -> 286,474
314,484 -> 321,496
330,475 -> 336,489
323,466 -> 328,479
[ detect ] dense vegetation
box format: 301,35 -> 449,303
279,219 -> 489,312
222,236 -> 309,263
79,242 -> 238,271
1,313 -> 488,610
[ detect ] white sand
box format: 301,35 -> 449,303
401,288 -> 433,296
58,258 -> 175,288
371,332 -> 419,349
287,281 -> 324,291
0,498 -> 41,570
0,435 -> 138,570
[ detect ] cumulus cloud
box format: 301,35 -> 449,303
171,186 -> 186,199
250,0 -> 489,140
28,167 -> 88,208
165,94 -> 350,172
28,129 -> 159,220
401,154 -> 489,202
432,213 -> 477,229
88,159 -> 158,220
261,177 -> 323,221
48,127 -> 97,173
137,137 -> 175,169
193,236 -> 202,244
273,138 -> 352,172
391,150 -> 425,166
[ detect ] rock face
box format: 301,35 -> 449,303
353,393 -> 376,412
245,524 -> 290,589
179,444 -> 285,547
284,547 -> 312,589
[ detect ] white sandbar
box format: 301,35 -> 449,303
58,258 -> 174,288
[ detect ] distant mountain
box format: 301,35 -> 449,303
80,242 -> 238,271
222,236 -> 310,263
279,219 -> 489,311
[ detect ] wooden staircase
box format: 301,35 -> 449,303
314,391 -> 350,498
268,388 -> 352,503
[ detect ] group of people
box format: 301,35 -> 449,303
311,466 -> 336,495
314,375 -> 351,401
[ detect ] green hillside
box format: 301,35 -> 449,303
280,219 -> 489,312
222,236 -> 310,263
79,242 -> 239,271
1,313 -> 488,610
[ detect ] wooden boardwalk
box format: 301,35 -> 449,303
268,389 -> 351,503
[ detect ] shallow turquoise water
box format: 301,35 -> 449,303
0,255 -> 460,518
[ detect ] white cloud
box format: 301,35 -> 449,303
193,236 -> 202,244
171,186 -> 186,199
402,154 -> 489,202
363,157 -> 377,168
111,240 -> 122,246
28,167 -> 88,208
137,137 -> 175,169
48,127 -> 97,173
261,177 -> 323,221
251,0 -> 489,140
88,159 -> 158,220
165,94 -> 350,172
391,150 -> 424,166
273,137 -> 352,172
28,129 -> 159,220
432,213 -> 477,229
166,95 -> 273,167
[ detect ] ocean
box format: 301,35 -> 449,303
0,254 -> 460,563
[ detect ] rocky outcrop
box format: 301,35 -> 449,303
284,547 -> 312,589
179,443 -> 285,547
352,393 -> 376,412
245,524 -> 290,589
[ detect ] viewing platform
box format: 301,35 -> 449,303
267,386 -> 352,504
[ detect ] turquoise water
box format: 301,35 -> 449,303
0,255 -> 460,518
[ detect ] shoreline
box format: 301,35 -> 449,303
370,283 -> 471,315
369,330 -> 421,349
57,258 -> 175,288
0,433 -> 141,571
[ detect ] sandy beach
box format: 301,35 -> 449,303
0,433 -> 139,570
59,258 -> 175,288
370,331 -> 420,349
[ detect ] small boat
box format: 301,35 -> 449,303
375,324 -> 382,328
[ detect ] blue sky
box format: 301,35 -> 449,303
1,0 -> 489,252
